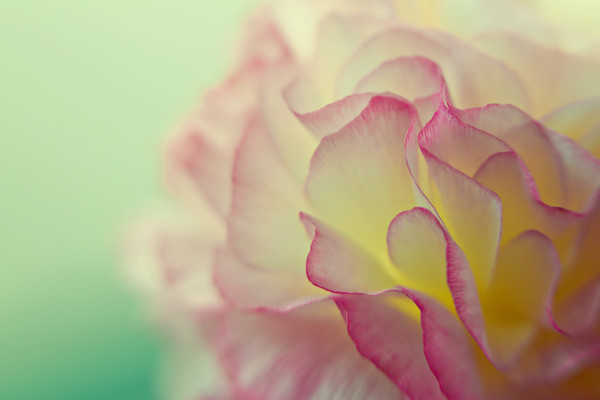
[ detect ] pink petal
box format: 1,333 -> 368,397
165,67 -> 260,215
337,27 -> 527,110
419,105 -> 509,177
473,33 -> 600,116
283,13 -> 397,113
259,63 -> 318,183
544,130 -> 600,212
286,91 -> 376,139
455,104 -> 566,207
302,213 -> 395,294
419,110 -> 503,289
388,208 -> 491,371
166,130 -> 233,215
387,207 -> 453,305
213,247 -> 324,310
353,56 -> 443,99
473,151 -> 582,254
228,117 -> 311,273
209,301 -> 403,400
554,193 -> 600,334
337,290 -> 485,399
402,289 -> 486,400
336,291 -> 445,399
353,56 -> 447,124
305,95 -> 418,255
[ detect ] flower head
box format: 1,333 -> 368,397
130,0 -> 600,398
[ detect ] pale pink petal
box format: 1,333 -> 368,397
419,112 -> 503,289
544,130 -> 600,212
286,91 -> 376,139
554,193 -> 600,334
209,301 -> 404,400
213,247 -> 324,310
305,96 -> 418,255
353,56 -> 447,123
508,330 -> 600,389
284,14 -> 397,111
473,32 -> 600,116
302,213 -> 396,293
228,117 -> 311,273
456,104 -> 566,207
126,215 -> 223,310
165,66 -> 260,215
271,0 -> 395,62
166,130 -> 234,216
337,27 -> 528,110
259,63 -> 318,183
419,106 -> 509,177
473,151 -> 582,256
542,98 -> 600,144
353,56 -> 444,100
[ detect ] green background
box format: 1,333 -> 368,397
1,1 -> 255,398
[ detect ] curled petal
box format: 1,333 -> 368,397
336,290 -> 485,400
419,106 -> 509,177
419,111 -> 503,289
456,104 -> 566,207
474,151 -> 582,256
302,213 -> 396,294
305,95 -> 418,255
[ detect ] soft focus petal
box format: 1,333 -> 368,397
337,27 -> 528,110
214,247 -> 324,310
473,32 -> 600,116
228,117 -> 310,272
208,301 -> 404,400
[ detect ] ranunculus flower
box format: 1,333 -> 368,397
129,0 -> 600,398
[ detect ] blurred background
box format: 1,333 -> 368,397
0,1 -> 256,398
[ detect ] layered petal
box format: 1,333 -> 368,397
456,104 -> 566,207
419,108 -> 503,289
337,27 -> 528,110
473,32 -> 600,116
208,301 -> 404,400
473,151 -> 582,256
302,213 -> 396,294
305,96 -> 418,255
482,231 -> 560,365
337,289 -> 484,400
228,117 -> 311,273
214,247 -> 324,310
